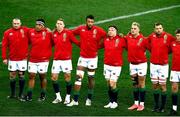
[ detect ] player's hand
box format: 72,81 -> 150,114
3,59 -> 8,65
46,27 -> 52,32
119,33 -> 124,37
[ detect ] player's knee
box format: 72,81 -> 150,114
172,85 -> 178,93
10,71 -> 16,79
51,75 -> 58,81
18,71 -> 25,78
64,73 -> 71,82
75,76 -> 82,86
29,73 -> 36,79
161,84 -> 167,92
88,71 -> 95,79
109,80 -> 116,89
77,70 -> 84,78
131,77 -> 138,86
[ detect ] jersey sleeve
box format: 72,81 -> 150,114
72,26 -> 81,35
69,31 -> 80,47
1,31 -> 8,60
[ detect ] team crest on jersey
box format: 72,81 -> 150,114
137,38 -> 143,46
115,38 -> 119,47
163,34 -> 167,43
106,38 -> 109,41
9,33 -> 13,36
42,31 -> 46,40
63,33 -> 67,41
20,29 -> 25,38
93,29 -> 97,38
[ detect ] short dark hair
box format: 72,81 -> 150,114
86,15 -> 94,20
154,22 -> 163,28
36,18 -> 45,24
175,28 -> 180,34
108,25 -> 118,32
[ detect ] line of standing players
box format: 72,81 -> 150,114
1,15 -> 180,115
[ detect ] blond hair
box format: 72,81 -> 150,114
131,22 -> 140,28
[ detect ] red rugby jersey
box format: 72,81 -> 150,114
72,25 -> 106,58
148,32 -> 175,65
52,28 -> 80,60
2,26 -> 29,61
28,28 -> 52,62
104,35 -> 125,66
125,33 -> 148,64
170,41 -> 180,71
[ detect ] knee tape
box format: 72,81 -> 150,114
75,76 -> 82,85
77,70 -> 84,78
88,71 -> 95,79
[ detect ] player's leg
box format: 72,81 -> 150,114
158,64 -> 168,112
86,69 -> 95,106
103,65 -> 113,108
26,62 -> 37,101
17,60 -> 27,99
64,72 -> 71,104
51,60 -> 62,104
8,71 -> 17,98
51,73 -> 62,103
150,63 -> 160,112
128,63 -> 139,110
137,75 -> 146,111
62,60 -> 73,104
137,62 -> 147,111
169,71 -> 179,115
26,72 -> 36,101
108,68 -> 120,109
38,73 -> 47,101
38,62 -> 49,101
85,57 -> 98,106
67,65 -> 85,106
18,71 -> 25,99
128,74 -> 139,110
7,60 -> 18,99
74,66 -> 85,102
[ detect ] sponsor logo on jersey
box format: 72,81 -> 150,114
173,43 -> 176,46
81,29 -> 85,32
